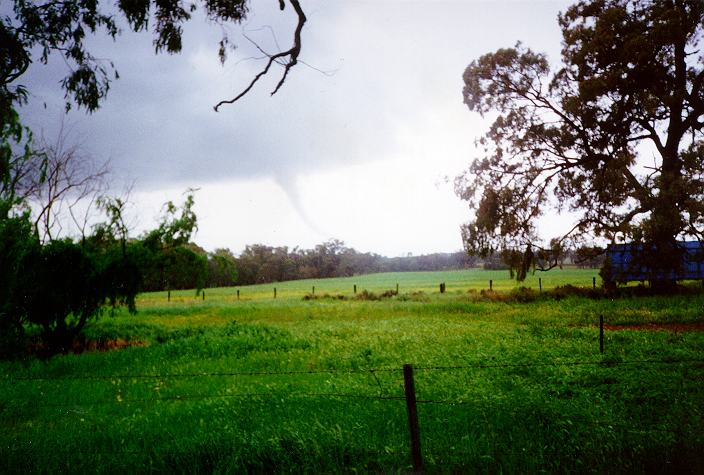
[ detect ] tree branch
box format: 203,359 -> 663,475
213,0 -> 306,111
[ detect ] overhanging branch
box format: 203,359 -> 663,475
213,0 -> 306,111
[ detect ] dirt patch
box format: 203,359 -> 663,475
603,322 -> 704,332
28,338 -> 146,356
71,338 -> 147,353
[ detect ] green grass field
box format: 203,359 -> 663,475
2,268 -> 703,472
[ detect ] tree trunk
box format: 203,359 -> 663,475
646,148 -> 684,292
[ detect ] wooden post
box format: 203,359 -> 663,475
440,282 -> 445,294
167,290 -> 170,302
489,279 -> 493,291
593,277 -> 596,289
202,290 -> 205,301
274,287 -> 277,299
312,286 -> 315,295
396,283 -> 399,294
599,315 -> 604,354
237,289 -> 240,300
539,278 -> 542,293
403,364 -> 423,473
354,284 -> 357,294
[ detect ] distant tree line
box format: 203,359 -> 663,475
159,240 -> 607,290
188,240 -> 479,287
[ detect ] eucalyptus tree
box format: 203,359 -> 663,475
457,0 -> 704,285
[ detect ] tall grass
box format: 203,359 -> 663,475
1,269 -> 703,472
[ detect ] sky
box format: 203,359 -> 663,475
19,0 -> 574,257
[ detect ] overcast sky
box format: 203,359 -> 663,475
20,0 -> 573,257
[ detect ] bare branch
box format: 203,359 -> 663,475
214,0 -> 306,111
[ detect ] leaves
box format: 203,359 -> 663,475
458,0 -> 704,282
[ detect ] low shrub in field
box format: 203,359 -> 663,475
354,289 -> 398,301
302,293 -> 347,301
476,285 -> 599,303
550,284 -> 602,300
509,286 -> 538,302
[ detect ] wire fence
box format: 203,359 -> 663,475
3,356 -> 702,408
6,355 -> 702,383
3,356 -> 702,470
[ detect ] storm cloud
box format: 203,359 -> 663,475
18,1 -> 571,255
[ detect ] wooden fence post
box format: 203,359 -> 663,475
599,314 -> 604,354
167,290 -> 170,302
237,289 -> 240,300
403,364 -> 423,473
274,287 -> 277,299
312,286 -> 315,295
489,279 -> 493,291
354,284 -> 357,294
396,283 -> 399,294
539,278 -> 542,293
202,290 -> 205,301
593,277 -> 596,289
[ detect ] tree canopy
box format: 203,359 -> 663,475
457,0 -> 704,284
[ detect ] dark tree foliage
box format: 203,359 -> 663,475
206,248 -> 238,288
457,0 -> 704,286
231,240 -> 476,286
19,239 -> 104,351
2,236 -> 142,354
139,193 -> 204,292
0,212 -> 36,356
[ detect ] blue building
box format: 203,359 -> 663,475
606,241 -> 704,282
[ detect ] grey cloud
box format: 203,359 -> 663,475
19,0 -> 570,193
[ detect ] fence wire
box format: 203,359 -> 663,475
5,356 -> 702,383
1,357 -> 701,412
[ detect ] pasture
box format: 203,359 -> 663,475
1,269 -> 703,472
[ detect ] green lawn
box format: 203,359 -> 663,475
1,268 -> 703,472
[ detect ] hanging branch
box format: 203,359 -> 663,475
213,0 -> 306,111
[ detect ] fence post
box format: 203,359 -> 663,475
167,290 -> 170,302
312,286 -> 315,295
539,278 -> 542,293
274,287 -> 277,299
354,284 -> 357,294
599,314 -> 604,354
489,279 -> 493,291
403,364 -> 423,473
396,283 -> 399,294
237,289 -> 240,301
202,290 -> 205,301
593,277 -> 596,289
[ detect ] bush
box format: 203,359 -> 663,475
0,214 -> 37,357
19,239 -> 107,352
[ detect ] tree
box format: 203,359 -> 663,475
206,248 -> 238,288
0,211 -> 36,356
457,0 -> 704,287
